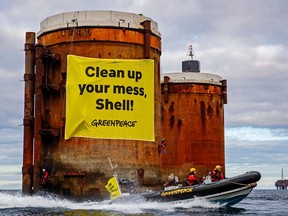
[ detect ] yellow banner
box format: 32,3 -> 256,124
65,55 -> 154,141
105,176 -> 122,200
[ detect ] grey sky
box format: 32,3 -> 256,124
0,0 -> 288,189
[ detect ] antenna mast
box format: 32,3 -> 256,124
182,44 -> 200,73
186,44 -> 194,60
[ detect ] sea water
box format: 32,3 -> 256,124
0,189 -> 287,215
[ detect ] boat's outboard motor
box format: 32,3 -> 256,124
118,178 -> 137,194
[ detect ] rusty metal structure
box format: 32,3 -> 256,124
22,11 -> 162,199
160,46 -> 227,182
23,11 -> 228,199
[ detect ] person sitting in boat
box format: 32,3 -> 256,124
186,168 -> 203,186
163,173 -> 178,187
211,165 -> 224,182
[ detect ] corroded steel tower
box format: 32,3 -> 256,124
160,46 -> 227,181
22,11 -> 162,199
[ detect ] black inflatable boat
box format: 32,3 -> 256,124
141,171 -> 261,206
108,171 -> 261,207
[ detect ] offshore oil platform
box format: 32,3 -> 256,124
22,10 -> 227,199
275,168 -> 288,189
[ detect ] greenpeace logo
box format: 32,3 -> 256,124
91,119 -> 137,128
160,188 -> 193,197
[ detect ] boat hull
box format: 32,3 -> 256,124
204,183 -> 256,206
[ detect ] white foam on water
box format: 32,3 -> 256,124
0,192 -> 75,209
0,191 -> 221,214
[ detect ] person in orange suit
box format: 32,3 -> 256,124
40,168 -> 49,185
211,165 -> 224,182
187,167 -> 203,186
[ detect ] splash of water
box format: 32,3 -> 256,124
0,191 -> 221,214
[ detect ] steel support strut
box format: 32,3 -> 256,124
22,32 -> 35,194
33,44 -> 44,192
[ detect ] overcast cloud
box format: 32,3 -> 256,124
0,0 -> 287,189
